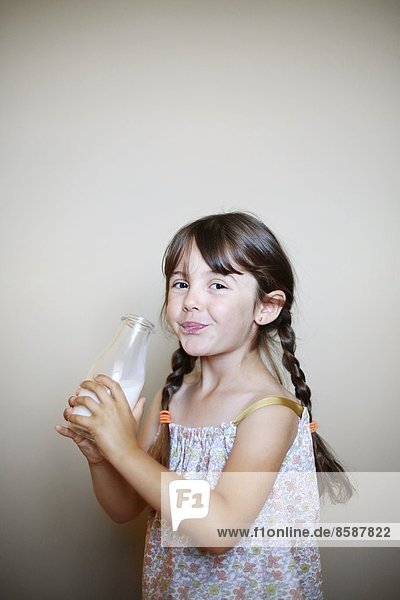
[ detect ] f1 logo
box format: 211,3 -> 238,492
169,480 -> 211,531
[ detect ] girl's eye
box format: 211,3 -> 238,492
210,282 -> 227,290
171,281 -> 188,289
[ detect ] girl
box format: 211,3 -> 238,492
56,211 -> 353,599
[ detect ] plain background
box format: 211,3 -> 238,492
1,0 -> 399,598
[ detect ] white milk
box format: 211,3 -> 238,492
72,379 -> 144,417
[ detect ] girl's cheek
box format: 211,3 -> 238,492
165,304 -> 175,325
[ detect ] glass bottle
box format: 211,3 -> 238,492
69,313 -> 155,440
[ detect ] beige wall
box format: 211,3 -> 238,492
1,0 -> 399,598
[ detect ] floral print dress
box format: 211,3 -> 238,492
142,402 -> 324,599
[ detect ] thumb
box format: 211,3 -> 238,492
132,396 -> 146,422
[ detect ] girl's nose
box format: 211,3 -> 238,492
183,302 -> 198,312
183,288 -> 201,312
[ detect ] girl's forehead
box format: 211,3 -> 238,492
174,243 -> 207,273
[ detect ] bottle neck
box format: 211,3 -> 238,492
121,314 -> 155,334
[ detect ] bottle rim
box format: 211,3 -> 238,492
121,313 -> 156,333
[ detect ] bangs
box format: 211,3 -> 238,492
163,222 -> 247,281
192,226 -> 244,276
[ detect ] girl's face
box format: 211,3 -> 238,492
166,243 -> 260,358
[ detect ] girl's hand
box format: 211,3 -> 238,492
64,374 -> 146,464
55,423 -> 108,465
55,390 -> 108,464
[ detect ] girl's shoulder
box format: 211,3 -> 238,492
255,370 -> 300,405
236,386 -> 302,421
264,386 -> 300,405
241,376 -> 300,407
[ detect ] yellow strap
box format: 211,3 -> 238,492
232,396 -> 303,426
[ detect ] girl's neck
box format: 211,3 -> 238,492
196,348 -> 269,396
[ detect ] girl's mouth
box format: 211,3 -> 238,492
180,322 -> 209,334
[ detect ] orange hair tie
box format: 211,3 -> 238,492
310,421 -> 318,433
159,410 -> 171,424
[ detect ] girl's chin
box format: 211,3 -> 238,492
180,339 -> 211,357
183,348 -> 222,359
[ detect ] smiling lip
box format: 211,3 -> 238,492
180,321 -> 209,333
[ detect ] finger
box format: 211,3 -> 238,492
72,394 -> 100,414
55,424 -> 78,439
63,407 -> 73,421
68,395 -> 77,407
131,396 -> 146,413
132,397 -> 146,421
92,374 -> 127,403
79,379 -> 112,404
55,424 -> 87,444
67,412 -> 93,430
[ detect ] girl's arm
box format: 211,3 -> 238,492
87,388 -> 163,523
69,376 -> 299,553
89,390 -> 161,523
88,459 -> 146,523
57,387 -> 163,524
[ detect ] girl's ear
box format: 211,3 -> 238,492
255,291 -> 286,325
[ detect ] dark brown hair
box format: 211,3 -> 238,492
149,211 -> 354,502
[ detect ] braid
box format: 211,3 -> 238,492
149,344 -> 196,467
161,344 -> 196,410
276,308 -> 355,503
276,308 -> 312,414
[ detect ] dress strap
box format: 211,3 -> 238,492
232,396 -> 304,426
